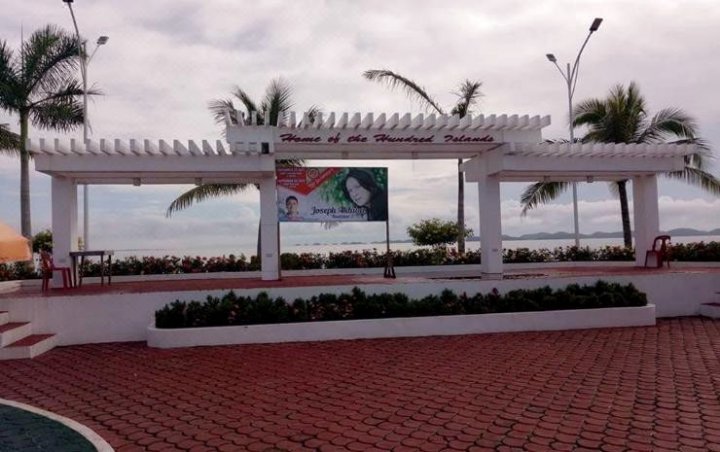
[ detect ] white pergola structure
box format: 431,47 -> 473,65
461,142 -> 691,277
31,138 -> 277,282
30,111 -> 694,283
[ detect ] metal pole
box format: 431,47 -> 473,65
546,19 -> 602,249
64,1 -> 90,250
567,63 -> 580,248
384,219 -> 395,278
82,41 -> 89,250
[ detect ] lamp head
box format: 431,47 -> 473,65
62,0 -> 74,3
590,18 -> 603,32
97,36 -> 109,45
546,53 -> 557,63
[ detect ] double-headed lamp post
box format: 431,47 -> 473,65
62,0 -> 108,250
546,17 -> 603,248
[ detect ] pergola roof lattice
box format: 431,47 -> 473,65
227,111 -> 551,132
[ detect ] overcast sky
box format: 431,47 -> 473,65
1,0 -> 719,256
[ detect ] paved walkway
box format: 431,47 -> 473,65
1,318 -> 720,451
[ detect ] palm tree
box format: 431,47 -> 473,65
0,25 -> 88,238
166,79 -> 315,257
363,69 -> 482,253
521,82 -> 720,247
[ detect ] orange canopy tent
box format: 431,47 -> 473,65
0,221 -> 32,264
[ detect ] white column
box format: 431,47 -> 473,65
51,176 -> 78,286
477,168 -> 503,278
632,175 -> 660,266
259,174 -> 280,280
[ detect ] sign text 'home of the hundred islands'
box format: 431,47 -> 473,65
277,132 -> 496,145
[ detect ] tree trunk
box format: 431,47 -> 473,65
457,158 -> 465,254
19,112 -> 32,238
617,180 -> 632,247
256,220 -> 262,263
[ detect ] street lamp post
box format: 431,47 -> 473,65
546,17 -> 603,248
62,0 -> 108,250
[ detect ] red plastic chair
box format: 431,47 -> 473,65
40,251 -> 72,291
644,235 -> 672,268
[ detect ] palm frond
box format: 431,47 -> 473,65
297,105 -> 322,127
22,25 -> 81,98
0,124 -> 20,156
663,166 -> 720,195
450,80 -> 482,118
607,181 -> 621,199
572,99 -> 606,128
306,105 -> 322,124
277,159 -> 304,168
260,78 -> 293,126
668,137 -> 712,171
166,184 -> 253,217
230,86 -> 259,122
669,137 -> 710,151
29,79 -> 93,108
574,82 -> 648,143
520,181 -> 571,215
0,40 -> 13,78
208,98 -> 237,126
638,107 -> 697,143
363,69 -> 444,115
625,81 -> 646,113
609,82 -> 645,142
0,41 -> 19,111
30,97 -> 84,131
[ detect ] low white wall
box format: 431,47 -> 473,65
147,305 -> 656,348
0,271 -> 718,346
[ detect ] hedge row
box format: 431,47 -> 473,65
66,241 -> 720,274
2,241 -> 718,282
0,262 -> 36,282
154,281 -> 648,329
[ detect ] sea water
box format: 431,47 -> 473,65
108,235 -> 720,260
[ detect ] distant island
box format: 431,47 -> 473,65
493,227 -> 720,242
293,228 -> 720,247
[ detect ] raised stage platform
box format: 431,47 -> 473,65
0,264 -> 718,350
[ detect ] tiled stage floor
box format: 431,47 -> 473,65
2,265 -> 717,300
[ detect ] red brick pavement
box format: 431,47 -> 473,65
2,318 -> 720,451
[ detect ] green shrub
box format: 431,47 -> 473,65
407,218 -> 473,249
0,262 -> 37,282
245,293 -> 291,324
154,281 -> 648,329
4,241 -> 717,282
668,241 -> 720,261
155,300 -> 188,329
32,230 -> 53,253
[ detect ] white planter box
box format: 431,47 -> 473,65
147,304 -> 656,349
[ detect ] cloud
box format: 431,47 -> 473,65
1,0 -> 719,255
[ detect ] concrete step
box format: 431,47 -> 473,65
0,322 -> 31,347
699,303 -> 720,319
0,334 -> 57,360
0,311 -> 8,325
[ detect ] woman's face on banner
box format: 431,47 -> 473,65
345,176 -> 372,206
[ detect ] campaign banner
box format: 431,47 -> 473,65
277,167 -> 388,222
